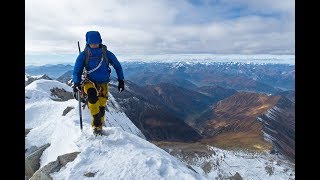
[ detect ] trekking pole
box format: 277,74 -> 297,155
77,88 -> 83,131
77,41 -> 83,131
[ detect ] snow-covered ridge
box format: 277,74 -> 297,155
25,78 -> 144,136
119,54 -> 295,65
50,127 -> 203,180
25,79 -> 203,179
25,74 -> 46,81
25,79 -> 71,100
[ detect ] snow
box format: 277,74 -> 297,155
181,146 -> 295,180
50,127 -> 203,180
25,79 -> 72,101
118,54 -> 295,65
25,78 -> 294,180
25,79 -> 202,179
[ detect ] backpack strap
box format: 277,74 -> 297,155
84,44 -> 109,66
101,44 -> 109,66
84,45 -> 91,66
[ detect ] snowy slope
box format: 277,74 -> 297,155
25,79 -> 144,137
25,79 -> 295,179
25,79 -> 204,179
50,127 -> 203,180
25,79 -> 145,165
171,146 -> 295,180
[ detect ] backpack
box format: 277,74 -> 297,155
84,44 -> 110,69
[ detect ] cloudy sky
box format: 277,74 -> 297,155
25,0 -> 295,65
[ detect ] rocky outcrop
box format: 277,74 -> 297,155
50,87 -> 74,101
62,106 -> 74,116
229,172 -> 243,180
25,143 -> 51,179
30,152 -> 80,180
25,128 -> 32,137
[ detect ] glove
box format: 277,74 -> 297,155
73,83 -> 81,93
73,83 -> 81,99
118,80 -> 125,92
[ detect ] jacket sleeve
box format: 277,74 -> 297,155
72,52 -> 86,84
107,51 -> 124,81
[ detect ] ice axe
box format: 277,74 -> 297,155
77,41 -> 83,131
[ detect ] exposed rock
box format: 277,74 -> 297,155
84,171 -> 97,177
62,106 -> 74,116
25,143 -> 50,179
186,165 -> 198,174
56,70 -> 73,84
30,152 -> 80,180
50,87 -> 74,101
25,146 -> 38,157
230,172 -> 243,180
265,165 -> 274,175
259,96 -> 295,163
25,128 -> 32,137
30,160 -> 60,180
110,82 -> 202,142
201,161 -> 212,174
58,152 -> 80,166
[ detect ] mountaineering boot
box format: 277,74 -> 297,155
93,127 -> 103,136
99,106 -> 106,127
92,113 -> 103,136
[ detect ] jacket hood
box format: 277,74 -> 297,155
86,31 -> 102,44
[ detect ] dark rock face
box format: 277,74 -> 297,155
109,81 -> 202,142
196,92 -> 280,137
193,92 -> 295,162
195,85 -> 238,103
25,143 -> 51,179
143,83 -> 213,119
30,152 -> 80,180
56,70 -> 73,84
62,106 -> 74,116
274,90 -> 295,103
258,97 -> 295,163
137,104 -> 202,142
230,172 -> 243,180
108,79 -> 239,142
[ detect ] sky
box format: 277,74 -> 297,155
25,0 -> 295,65
25,77 -> 295,179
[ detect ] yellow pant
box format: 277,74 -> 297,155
83,81 -> 109,128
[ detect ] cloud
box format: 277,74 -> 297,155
26,0 -> 294,56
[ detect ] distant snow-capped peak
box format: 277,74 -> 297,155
119,54 -> 295,65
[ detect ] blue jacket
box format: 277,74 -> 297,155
72,31 -> 124,85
